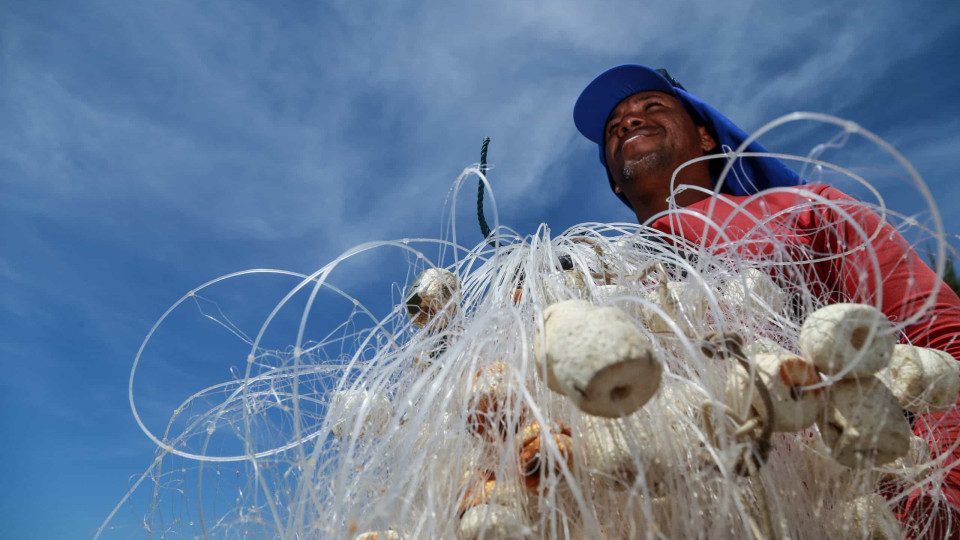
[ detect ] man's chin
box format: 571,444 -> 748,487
621,154 -> 671,183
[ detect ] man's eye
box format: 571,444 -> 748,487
645,102 -> 663,110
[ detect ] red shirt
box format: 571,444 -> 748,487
649,183 -> 960,538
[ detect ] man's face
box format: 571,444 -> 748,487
603,91 -> 715,192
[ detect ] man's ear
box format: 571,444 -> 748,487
614,185 -> 622,194
698,126 -> 717,153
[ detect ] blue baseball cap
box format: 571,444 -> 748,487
574,64 -> 805,207
574,65 -> 681,146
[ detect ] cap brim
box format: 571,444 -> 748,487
573,64 -> 676,145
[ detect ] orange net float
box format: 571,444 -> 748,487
516,421 -> 574,493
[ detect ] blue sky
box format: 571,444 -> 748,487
2,0 -> 959,537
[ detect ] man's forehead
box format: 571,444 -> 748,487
605,90 -> 677,122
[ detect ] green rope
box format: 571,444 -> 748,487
476,136 -> 497,247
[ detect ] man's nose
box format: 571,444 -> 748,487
617,115 -> 644,137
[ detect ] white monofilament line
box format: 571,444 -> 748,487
96,113 -> 960,540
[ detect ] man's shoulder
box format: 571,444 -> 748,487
714,183 -> 845,205
675,184 -> 852,223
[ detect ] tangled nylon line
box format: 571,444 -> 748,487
97,112 -> 960,540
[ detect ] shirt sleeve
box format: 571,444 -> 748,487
813,185 -> 960,538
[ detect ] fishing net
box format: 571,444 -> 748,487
97,113 -> 960,539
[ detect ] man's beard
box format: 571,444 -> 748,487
620,145 -> 676,184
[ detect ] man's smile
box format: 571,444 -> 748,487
619,126 -> 663,154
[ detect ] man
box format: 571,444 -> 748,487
574,64 -> 960,538
574,64 -> 807,223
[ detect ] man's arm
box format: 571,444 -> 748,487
818,185 -> 960,539
649,184 -> 960,537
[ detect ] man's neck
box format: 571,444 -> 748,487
625,171 -> 714,224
